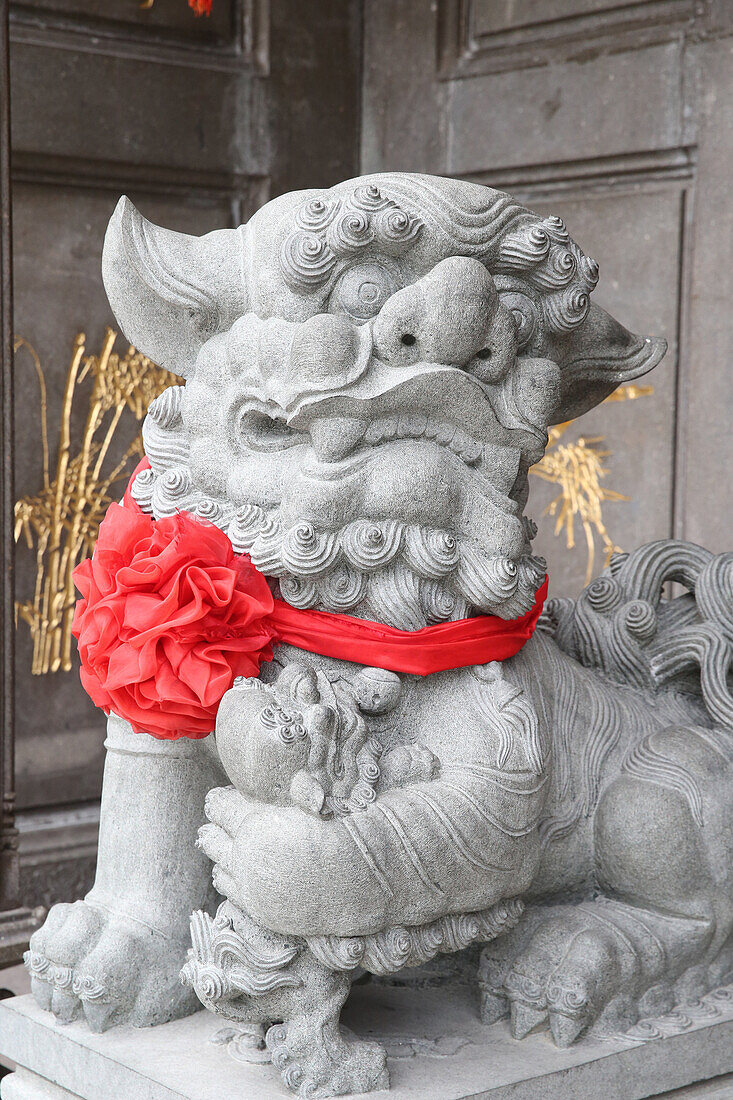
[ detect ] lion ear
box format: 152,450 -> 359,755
550,302 -> 666,423
102,196 -> 248,379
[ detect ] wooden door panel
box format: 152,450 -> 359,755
363,0 -> 732,601
8,0 -> 361,814
447,42 -> 684,175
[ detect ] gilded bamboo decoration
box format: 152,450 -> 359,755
14,330 -> 180,675
530,383 -> 653,584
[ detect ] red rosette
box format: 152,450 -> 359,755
72,501 -> 276,740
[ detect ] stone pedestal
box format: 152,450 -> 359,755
2,982 -> 733,1100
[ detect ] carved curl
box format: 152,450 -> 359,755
544,539 -> 733,730
279,184 -> 423,291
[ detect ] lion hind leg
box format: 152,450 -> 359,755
479,895 -> 713,1046
479,727 -> 733,1048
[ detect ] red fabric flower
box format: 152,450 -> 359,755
72,501 -> 275,739
189,0 -> 212,15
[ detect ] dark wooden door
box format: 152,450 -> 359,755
3,0 -> 361,911
362,0 -> 733,594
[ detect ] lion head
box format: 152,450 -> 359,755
103,173 -> 664,629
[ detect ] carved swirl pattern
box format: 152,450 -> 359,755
402,526 -> 459,578
142,417 -> 191,474
72,975 -> 109,1002
351,183 -> 392,212
307,897 -> 524,976
279,231 -> 338,291
129,466 -> 156,511
617,985 -> 733,1045
585,575 -> 622,614
544,287 -> 591,333
182,908 -> 301,1020
316,563 -> 368,613
369,561 -> 425,632
151,467 -> 194,517
421,579 -> 459,624
249,522 -> 286,575
456,546 -> 544,619
281,523 -> 340,576
24,949 -> 110,1004
259,700 -> 308,744
531,246 -> 576,291
194,498 -> 233,528
341,519 -> 403,571
498,224 -> 550,268
330,740 -> 382,814
374,206 -> 422,250
279,184 -> 423,291
183,895 -> 524,1034
495,213 -> 597,336
278,575 -> 318,609
327,209 -> 374,255
295,196 -> 340,232
147,383 -> 184,428
137,459 -> 545,624
622,599 -> 657,642
228,504 -> 270,554
543,538 -> 733,732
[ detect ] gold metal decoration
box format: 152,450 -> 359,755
530,384 -> 654,585
14,331 -> 181,675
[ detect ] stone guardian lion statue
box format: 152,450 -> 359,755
25,174 -> 733,1099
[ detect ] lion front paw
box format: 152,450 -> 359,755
26,899 -> 198,1032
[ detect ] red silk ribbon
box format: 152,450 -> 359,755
72,458 -> 546,739
269,583 -> 547,676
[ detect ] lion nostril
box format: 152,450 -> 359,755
400,333 -> 416,347
477,347 -> 492,360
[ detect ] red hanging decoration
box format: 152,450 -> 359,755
188,0 -> 212,15
72,493 -> 276,739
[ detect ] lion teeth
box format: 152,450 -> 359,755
449,429 -> 482,465
382,416 -> 400,440
397,413 -> 428,437
433,422 -> 456,446
363,414 -> 481,466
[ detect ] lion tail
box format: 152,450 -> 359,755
538,540 -> 733,730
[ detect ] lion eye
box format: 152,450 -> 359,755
330,262 -> 398,322
498,290 -> 539,351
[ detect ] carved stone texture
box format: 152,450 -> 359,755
19,174 -> 733,1099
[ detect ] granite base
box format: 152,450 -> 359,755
2,981 -> 733,1100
